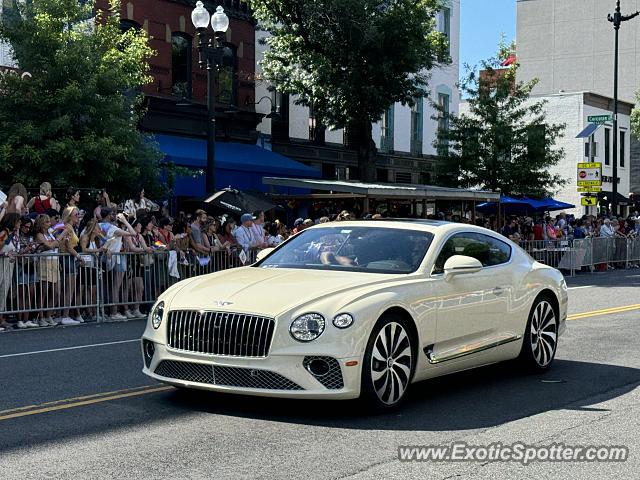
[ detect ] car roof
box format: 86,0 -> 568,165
308,218 -> 491,235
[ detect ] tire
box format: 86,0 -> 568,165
360,314 -> 416,410
518,295 -> 559,372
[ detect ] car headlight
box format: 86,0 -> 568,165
333,313 -> 354,329
290,313 -> 325,342
150,301 -> 164,330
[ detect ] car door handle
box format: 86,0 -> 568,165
493,287 -> 505,296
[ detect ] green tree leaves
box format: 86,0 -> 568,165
435,53 -> 567,198
0,0 -> 162,200
251,0 -> 449,181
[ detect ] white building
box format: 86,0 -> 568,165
254,1 -> 460,184
0,0 -> 16,69
461,91 -> 632,217
516,0 -> 640,205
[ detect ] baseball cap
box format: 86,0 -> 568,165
241,213 -> 255,223
294,218 -> 304,226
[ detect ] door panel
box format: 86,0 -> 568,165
429,232 -> 516,364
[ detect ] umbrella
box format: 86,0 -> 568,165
204,188 -> 276,215
535,198 -> 575,212
476,196 -> 537,215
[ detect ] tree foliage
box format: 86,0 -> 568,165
435,51 -> 567,198
0,0 -> 162,200
250,0 -> 449,182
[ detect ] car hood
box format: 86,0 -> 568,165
167,266 -> 402,317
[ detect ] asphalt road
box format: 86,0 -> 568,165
0,270 -> 639,479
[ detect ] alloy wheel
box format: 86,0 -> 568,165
370,321 -> 413,405
530,300 -> 557,367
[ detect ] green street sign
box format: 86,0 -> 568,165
587,114 -> 613,124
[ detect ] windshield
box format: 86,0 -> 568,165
257,226 -> 434,274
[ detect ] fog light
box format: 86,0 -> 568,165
333,313 -> 354,329
142,339 -> 155,368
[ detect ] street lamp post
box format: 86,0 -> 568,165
191,1 -> 230,194
608,1 -> 639,216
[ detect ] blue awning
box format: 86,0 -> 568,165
153,134 -> 320,196
576,123 -> 600,138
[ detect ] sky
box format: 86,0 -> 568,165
459,0 -> 516,78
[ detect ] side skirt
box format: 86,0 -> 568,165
424,334 -> 523,365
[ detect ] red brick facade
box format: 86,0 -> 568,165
96,0 -> 256,106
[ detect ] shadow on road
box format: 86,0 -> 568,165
2,359 -> 638,452
159,359 -> 639,431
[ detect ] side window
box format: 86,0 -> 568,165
432,233 -> 511,274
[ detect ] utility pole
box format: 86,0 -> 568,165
608,1 -> 639,216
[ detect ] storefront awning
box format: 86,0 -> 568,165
262,177 -> 500,202
154,134 -> 321,195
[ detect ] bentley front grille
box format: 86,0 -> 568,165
154,360 -> 304,391
167,310 -> 275,357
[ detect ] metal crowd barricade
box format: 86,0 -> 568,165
519,239 -> 576,274
0,247 -> 260,324
0,252 -> 102,321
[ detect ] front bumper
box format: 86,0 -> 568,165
141,338 -> 363,400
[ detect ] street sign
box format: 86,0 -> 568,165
587,114 -> 613,124
577,186 -> 602,193
577,162 -> 602,187
581,197 -> 598,206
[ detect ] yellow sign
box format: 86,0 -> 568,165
577,180 -> 602,186
577,186 -> 602,193
577,162 -> 602,169
581,197 -> 598,206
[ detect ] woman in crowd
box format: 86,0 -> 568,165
156,217 -> 174,246
93,189 -> 111,220
170,220 -> 193,280
0,213 -> 21,331
217,219 -> 238,253
65,187 -> 81,209
27,182 -> 60,215
34,214 -> 60,325
79,218 -> 105,321
1,183 -> 29,221
266,223 -> 283,247
125,219 -> 153,318
123,188 -> 159,220
58,206 -> 85,325
15,217 -> 40,328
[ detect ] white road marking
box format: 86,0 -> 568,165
0,339 -> 140,358
567,286 -> 594,290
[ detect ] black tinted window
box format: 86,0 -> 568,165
258,227 -> 433,274
433,233 -> 512,274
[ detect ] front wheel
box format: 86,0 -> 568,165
519,296 -> 558,372
360,315 -> 415,410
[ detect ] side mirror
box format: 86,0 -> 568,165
443,255 -> 483,281
256,247 -> 275,262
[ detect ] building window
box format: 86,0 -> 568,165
380,105 -> 394,152
171,33 -> 192,98
410,96 -> 424,155
620,130 -> 626,168
120,19 -> 141,32
604,127 -> 611,165
437,93 -> 450,156
309,102 -> 325,145
271,89 -> 289,141
217,43 -> 237,105
439,7 -> 451,55
527,125 -> 545,161
395,171 -> 412,184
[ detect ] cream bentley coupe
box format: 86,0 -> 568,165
142,220 -> 567,409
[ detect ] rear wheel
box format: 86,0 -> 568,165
360,315 -> 415,410
519,296 -> 558,372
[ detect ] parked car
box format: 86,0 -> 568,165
141,220 -> 568,409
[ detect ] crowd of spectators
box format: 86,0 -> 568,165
2,180 -> 640,332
